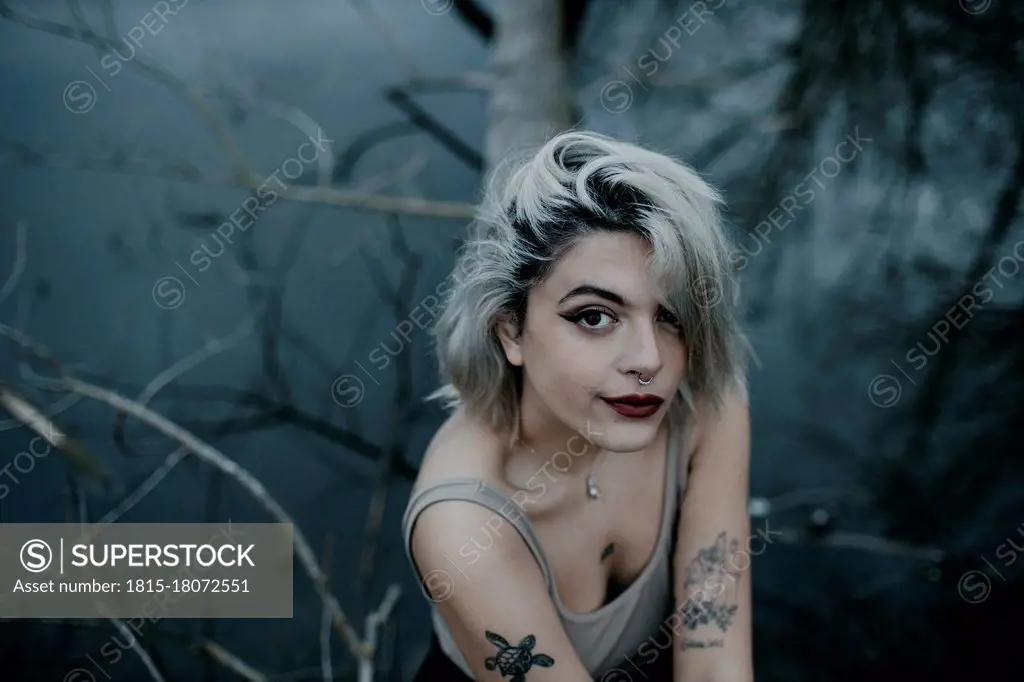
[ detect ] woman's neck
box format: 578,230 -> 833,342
512,389 -> 605,475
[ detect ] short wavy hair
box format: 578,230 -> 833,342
429,130 -> 749,432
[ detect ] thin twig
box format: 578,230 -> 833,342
140,320 -> 255,410
94,445 -> 190,527
75,476 -> 87,528
357,585 -> 402,682
104,612 -> 168,681
96,0 -> 117,38
385,87 -> 483,171
0,221 -> 86,436
71,473 -> 166,682
65,0 -> 105,60
320,533 -> 335,682
226,91 -> 336,188
0,382 -> 105,480
113,317 -> 255,453
773,526 -> 945,563
0,219 -> 27,308
196,641 -> 269,682
0,322 -> 71,388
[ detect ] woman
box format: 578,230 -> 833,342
402,131 -> 754,681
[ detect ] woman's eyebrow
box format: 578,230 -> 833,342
558,284 -> 629,307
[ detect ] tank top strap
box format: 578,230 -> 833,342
402,477 -> 556,602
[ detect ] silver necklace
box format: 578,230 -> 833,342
522,439 -> 607,501
586,467 -> 602,500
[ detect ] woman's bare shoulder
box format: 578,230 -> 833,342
413,407 -> 507,492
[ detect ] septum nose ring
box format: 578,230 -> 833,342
637,373 -> 652,386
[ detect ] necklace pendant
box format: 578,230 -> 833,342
586,473 -> 600,500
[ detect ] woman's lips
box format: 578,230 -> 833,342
601,394 -> 664,419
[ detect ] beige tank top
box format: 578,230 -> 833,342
401,414 -> 690,678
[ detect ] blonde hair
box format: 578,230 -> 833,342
429,130 -> 748,431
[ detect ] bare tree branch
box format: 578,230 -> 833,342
96,0 -> 117,38
113,317 -> 255,455
357,585 -> 402,682
329,73 -> 492,184
0,220 -> 91,435
95,446 -> 190,526
224,90 -> 336,188
197,641 -> 269,682
0,382 -> 106,480
385,87 -> 484,171
67,470 -> 168,681
103,612 -> 168,682
0,141 -> 476,219
62,373 -> 418,481
452,0 -> 494,42
0,219 -> 27,308
320,533 -> 335,682
332,121 -> 422,185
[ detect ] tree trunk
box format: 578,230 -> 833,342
485,0 -> 573,173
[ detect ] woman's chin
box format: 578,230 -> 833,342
588,418 -> 664,454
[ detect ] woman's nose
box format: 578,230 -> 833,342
623,321 -> 662,379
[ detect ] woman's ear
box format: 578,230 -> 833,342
495,314 -> 524,367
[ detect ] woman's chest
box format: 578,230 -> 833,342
526,451 -> 675,614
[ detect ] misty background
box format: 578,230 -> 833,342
0,0 -> 1022,680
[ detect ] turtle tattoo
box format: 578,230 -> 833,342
483,630 -> 555,680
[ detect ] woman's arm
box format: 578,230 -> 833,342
672,383 -> 754,682
410,498 -> 593,682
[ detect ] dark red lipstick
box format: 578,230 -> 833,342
601,393 -> 664,419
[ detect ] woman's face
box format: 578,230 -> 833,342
499,231 -> 687,452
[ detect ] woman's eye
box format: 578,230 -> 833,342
575,310 -> 614,330
658,310 -> 681,327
